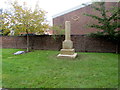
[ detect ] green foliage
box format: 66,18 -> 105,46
12,1 -> 49,35
51,25 -> 65,40
52,25 -> 65,35
0,13 -> 10,35
84,2 -> 120,41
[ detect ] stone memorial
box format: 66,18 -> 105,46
57,21 -> 77,58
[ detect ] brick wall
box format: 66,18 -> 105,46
1,35 -> 119,53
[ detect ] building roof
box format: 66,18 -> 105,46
52,2 -> 92,18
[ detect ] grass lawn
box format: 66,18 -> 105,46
2,49 -> 118,88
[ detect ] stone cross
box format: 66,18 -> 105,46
65,21 -> 71,40
63,21 -> 73,49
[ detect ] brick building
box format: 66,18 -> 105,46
53,2 -> 118,35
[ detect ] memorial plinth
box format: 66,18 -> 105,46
57,21 -> 77,59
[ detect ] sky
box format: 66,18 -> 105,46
0,0 -> 98,25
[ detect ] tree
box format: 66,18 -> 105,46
2,1 -> 49,52
84,1 -> 120,42
0,9 -> 11,36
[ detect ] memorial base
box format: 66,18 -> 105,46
57,53 -> 77,59
57,49 -> 77,59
